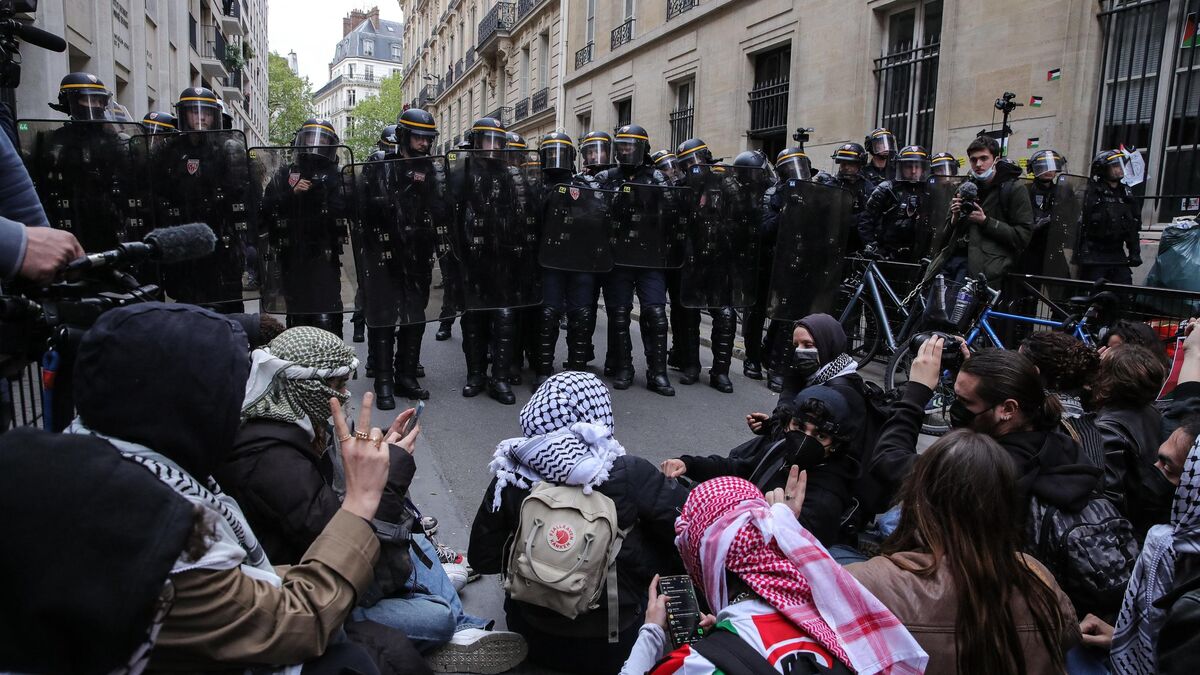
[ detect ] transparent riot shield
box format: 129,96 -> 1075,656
767,180 -> 855,321
446,149 -> 542,310
1020,174 -> 1087,278
680,165 -> 770,309
17,119 -> 150,252
538,183 -> 616,273
344,154 -> 462,327
136,129 -> 253,307
919,176 -> 965,261
248,146 -> 358,316
610,183 -> 691,269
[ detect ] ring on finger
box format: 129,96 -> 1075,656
354,430 -> 371,440
338,434 -> 353,443
785,494 -> 793,500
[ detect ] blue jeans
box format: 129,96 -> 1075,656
351,534 -> 488,653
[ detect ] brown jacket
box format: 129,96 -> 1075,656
847,552 -> 1080,675
149,508 -> 380,671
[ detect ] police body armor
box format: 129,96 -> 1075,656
767,180 -> 855,321
538,181 -> 617,273
680,163 -> 765,309
1019,174 -> 1086,277
1077,180 -> 1141,266
861,180 -> 931,262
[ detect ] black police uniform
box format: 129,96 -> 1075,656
1077,179 -> 1141,284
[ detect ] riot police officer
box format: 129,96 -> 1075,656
256,119 -> 348,335
667,137 -> 716,386
596,124 -> 675,396
860,145 -> 932,262
1023,149 -> 1068,276
1078,150 -> 1141,284
368,124 -> 399,162
47,72 -> 112,120
931,152 -> 959,179
579,130 -> 614,176
815,142 -> 875,253
141,111 -> 178,134
651,150 -> 684,184
863,127 -> 898,184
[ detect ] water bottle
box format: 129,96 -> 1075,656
950,279 -> 976,329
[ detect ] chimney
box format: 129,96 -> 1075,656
342,7 -> 381,36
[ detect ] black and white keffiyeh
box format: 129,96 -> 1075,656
809,352 -> 857,386
488,371 -> 626,510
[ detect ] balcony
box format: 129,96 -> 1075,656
514,97 -> 529,121
667,0 -> 699,21
611,19 -> 634,51
517,0 -> 548,23
199,24 -> 229,80
478,2 -> 515,56
485,106 -> 513,127
531,87 -> 549,114
466,47 -> 476,68
455,58 -> 464,80
221,69 -> 244,102
574,42 -> 594,69
220,0 -> 243,37
418,84 -> 433,109
748,77 -> 790,136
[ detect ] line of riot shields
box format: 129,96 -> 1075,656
15,119 -> 1089,325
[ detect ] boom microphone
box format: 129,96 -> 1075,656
65,223 -> 217,272
956,180 -> 979,202
1,20 -> 67,53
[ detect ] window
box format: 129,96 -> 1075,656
748,45 -> 791,158
348,88 -> 356,106
586,0 -> 596,44
365,65 -> 374,81
578,112 -> 592,138
348,63 -> 355,78
520,45 -> 530,99
363,39 -> 374,56
624,0 -> 636,21
615,98 -> 632,128
874,0 -> 943,150
538,32 -> 551,88
392,43 -> 401,60
670,80 -> 695,149
347,115 -> 355,131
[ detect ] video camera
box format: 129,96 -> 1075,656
0,1 -> 67,89
995,91 -> 1021,116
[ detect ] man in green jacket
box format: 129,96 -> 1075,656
930,136 -> 1034,284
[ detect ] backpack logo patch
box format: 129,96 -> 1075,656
547,524 -> 576,552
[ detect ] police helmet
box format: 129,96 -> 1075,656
865,128 -> 898,158
174,87 -> 223,131
1091,149 -> 1125,179
775,147 -> 813,180
895,145 -> 930,183
580,130 -> 614,169
676,137 -> 713,170
540,132 -> 576,172
468,116 -> 507,150
294,119 -> 340,160
831,142 -> 868,165
378,124 -> 399,153
1028,150 -> 1067,179
651,150 -> 681,181
52,72 -> 112,121
931,152 -> 960,177
614,124 -> 650,167
142,111 -> 178,135
505,132 -> 527,150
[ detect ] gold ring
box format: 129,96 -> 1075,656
338,434 -> 352,443
354,430 -> 371,440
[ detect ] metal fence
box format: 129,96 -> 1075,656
999,273 -> 1200,330
3,361 -> 44,431
748,77 -> 789,136
479,2 -> 516,45
575,42 -> 595,69
667,0 -> 700,20
514,97 -> 530,121
611,19 -> 635,50
532,87 -> 550,114
670,105 -> 694,150
873,41 -> 940,150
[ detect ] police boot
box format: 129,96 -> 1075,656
488,310 -> 517,405
564,307 -> 594,371
609,305 -> 635,390
767,325 -> 790,393
351,311 -> 366,343
372,331 -> 397,411
584,301 -> 599,364
321,313 -> 345,341
742,309 -> 765,380
394,325 -> 430,400
436,317 -> 454,341
708,308 -> 737,394
461,314 -> 488,398
533,306 -> 561,389
641,304 -> 675,397
365,326 -> 380,379
677,309 -> 702,385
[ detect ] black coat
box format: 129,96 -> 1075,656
468,454 -> 688,636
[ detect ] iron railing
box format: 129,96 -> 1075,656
222,0 -> 241,19
479,2 -> 516,46
747,77 -> 789,135
2,362 -> 44,431
514,97 -> 530,121
667,0 -> 699,20
455,58 -> 464,79
611,18 -> 635,50
466,47 -> 477,67
669,106 -> 694,149
223,69 -> 243,90
532,87 -> 549,113
517,0 -> 548,21
199,24 -> 228,64
575,42 -> 594,69
873,41 -> 941,151
486,106 -> 514,126
189,13 -> 197,50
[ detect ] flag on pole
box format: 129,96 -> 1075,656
1183,13 -> 1199,48
1027,137 -> 1040,149
1047,68 -> 1062,81
1030,96 -> 1044,107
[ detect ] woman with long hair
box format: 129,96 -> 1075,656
849,428 -> 1079,674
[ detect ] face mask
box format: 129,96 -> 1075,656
971,165 -> 995,181
948,399 -> 981,429
783,430 -> 828,470
1137,466 -> 1177,514
788,348 -> 821,379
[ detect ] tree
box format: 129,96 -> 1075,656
343,70 -> 406,161
267,52 -> 315,146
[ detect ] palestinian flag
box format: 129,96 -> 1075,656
1184,13 -> 1199,48
1048,68 -> 1062,81
1030,96 -> 1044,107
1027,137 -> 1040,149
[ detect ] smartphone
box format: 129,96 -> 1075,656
401,400 -> 425,437
658,575 -> 704,647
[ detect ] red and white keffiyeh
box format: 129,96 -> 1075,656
675,476 -> 928,675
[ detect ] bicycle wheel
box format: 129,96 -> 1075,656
884,343 -> 957,437
836,292 -> 883,368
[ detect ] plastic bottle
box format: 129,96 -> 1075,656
950,278 -> 976,328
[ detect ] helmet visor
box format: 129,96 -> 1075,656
69,91 -> 113,121
1030,153 -> 1065,178
475,128 -> 507,150
896,157 -> 930,182
614,137 -> 644,166
177,100 -> 221,131
677,146 -> 707,170
142,117 -> 177,135
776,152 -> 812,180
540,142 -> 575,171
931,158 -> 958,176
870,132 -> 898,156
295,124 -> 339,159
581,139 -> 611,167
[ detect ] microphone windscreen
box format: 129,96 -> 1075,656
143,223 -> 217,263
958,181 -> 979,200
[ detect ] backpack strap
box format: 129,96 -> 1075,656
690,628 -> 783,675
606,525 -> 635,644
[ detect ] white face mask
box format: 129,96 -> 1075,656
972,165 -> 995,181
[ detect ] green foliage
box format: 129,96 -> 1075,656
343,70 -> 406,161
267,52 -> 315,146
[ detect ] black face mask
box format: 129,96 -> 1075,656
783,430 -> 828,470
788,348 -> 821,380
948,399 -> 981,429
1136,465 -> 1177,516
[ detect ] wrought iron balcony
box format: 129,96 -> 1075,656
466,47 -> 477,67
514,97 -> 530,121
531,88 -> 549,114
485,106 -> 513,127
575,42 -> 594,69
611,19 -> 634,51
517,0 -> 548,21
748,77 -> 790,135
667,0 -> 699,21
478,2 -> 516,48
455,58 -> 464,79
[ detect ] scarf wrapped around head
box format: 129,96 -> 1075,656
674,477 -> 928,675
488,371 -> 625,511
241,327 -> 359,440
796,313 -> 858,386
1112,437 -> 1200,674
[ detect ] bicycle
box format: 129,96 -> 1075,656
834,248 -> 928,368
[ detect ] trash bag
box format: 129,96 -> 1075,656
1146,219 -> 1200,292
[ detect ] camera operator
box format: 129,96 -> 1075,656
936,136 -> 1034,284
0,123 -> 82,284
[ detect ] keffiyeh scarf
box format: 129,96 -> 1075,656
488,371 -> 626,511
242,326 -> 359,440
674,476 -> 927,675
1112,437 -> 1200,674
809,352 -> 857,387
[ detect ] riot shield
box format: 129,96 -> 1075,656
767,180 -> 856,321
16,119 -> 150,252
919,176 -> 964,261
538,184 -> 616,273
136,130 -> 253,307
344,154 -> 462,327
610,183 -> 691,269
249,146 -> 358,316
446,149 -> 541,310
680,166 -> 770,309
1021,174 -> 1087,278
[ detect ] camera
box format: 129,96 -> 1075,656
960,200 -> 977,215
792,127 -> 813,146
910,331 -> 965,372
995,91 -> 1019,114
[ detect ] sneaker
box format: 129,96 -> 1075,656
443,561 -> 469,591
426,628 -> 527,674
420,515 -> 439,537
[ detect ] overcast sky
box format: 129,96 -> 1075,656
267,1 -> 405,89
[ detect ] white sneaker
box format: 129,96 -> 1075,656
442,561 -> 469,592
426,628 -> 527,674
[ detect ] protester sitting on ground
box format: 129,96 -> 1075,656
61,302 -> 409,672
775,313 -> 869,415
1019,330 -> 1099,418
215,326 -> 524,673
848,429 -> 1078,674
1091,344 -> 1170,535
1104,318 -> 1170,367
0,429 -> 206,673
660,385 -> 862,546
467,371 -> 688,675
618,475 -> 928,675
